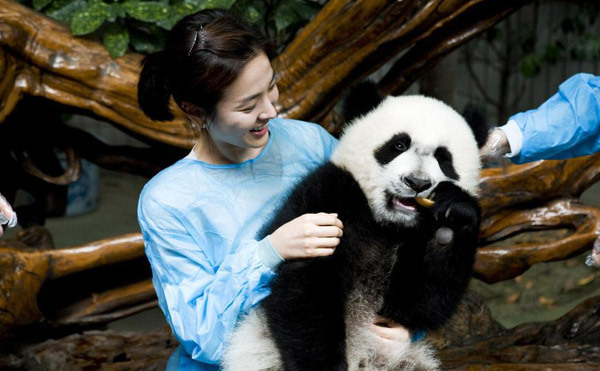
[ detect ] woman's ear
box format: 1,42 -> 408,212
181,101 -> 206,119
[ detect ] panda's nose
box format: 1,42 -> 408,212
404,175 -> 432,193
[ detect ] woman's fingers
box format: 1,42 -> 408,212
371,316 -> 410,342
312,213 -> 344,229
314,226 -> 343,238
310,246 -> 336,257
371,324 -> 410,342
308,237 -> 340,248
371,325 -> 395,340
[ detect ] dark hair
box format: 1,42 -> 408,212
138,9 -> 275,122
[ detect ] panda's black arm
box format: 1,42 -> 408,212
258,162 -> 370,370
381,182 -> 480,331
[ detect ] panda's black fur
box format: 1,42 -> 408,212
223,82 -> 488,371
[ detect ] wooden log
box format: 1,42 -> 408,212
55,280 -> 156,325
0,0 -> 191,148
435,295 -> 600,369
472,154 -> 600,282
475,199 -> 600,283
0,0 -> 531,141
275,0 -> 527,129
5,325 -> 177,370
479,154 -> 600,218
0,233 -> 144,337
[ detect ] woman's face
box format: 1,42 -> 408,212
207,53 -> 279,158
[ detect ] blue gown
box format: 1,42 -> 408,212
137,117 -> 338,370
508,73 -> 600,163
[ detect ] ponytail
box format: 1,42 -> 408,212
137,51 -> 173,121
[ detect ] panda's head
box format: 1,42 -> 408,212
331,82 -> 488,227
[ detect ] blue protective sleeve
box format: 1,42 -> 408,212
138,203 -> 275,365
137,118 -> 337,369
509,73 -> 600,164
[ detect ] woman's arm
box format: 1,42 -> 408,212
487,73 -> 600,163
139,199 -> 277,365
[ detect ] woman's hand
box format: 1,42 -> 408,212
371,316 -> 410,344
479,128 -> 510,160
268,212 -> 343,259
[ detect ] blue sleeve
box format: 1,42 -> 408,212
510,73 -> 600,164
138,196 -> 276,365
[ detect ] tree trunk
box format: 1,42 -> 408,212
0,0 -> 529,143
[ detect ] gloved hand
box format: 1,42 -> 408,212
0,192 -> 17,237
479,128 -> 511,160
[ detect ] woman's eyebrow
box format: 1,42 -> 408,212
236,72 -> 275,105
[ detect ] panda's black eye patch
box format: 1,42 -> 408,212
435,146 -> 459,180
375,133 -> 411,166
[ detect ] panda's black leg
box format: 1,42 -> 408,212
268,307 -> 348,371
263,261 -> 349,371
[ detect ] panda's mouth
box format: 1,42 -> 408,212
390,196 -> 418,212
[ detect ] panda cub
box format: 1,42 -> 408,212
222,82 -> 488,371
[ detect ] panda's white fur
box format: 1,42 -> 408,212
331,95 -> 481,227
222,93 -> 485,371
224,308 -> 440,371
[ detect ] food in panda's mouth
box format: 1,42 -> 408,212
415,196 -> 435,208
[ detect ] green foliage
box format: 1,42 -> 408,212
103,22 -> 130,57
70,2 -> 108,35
520,54 -> 543,77
21,0 -> 324,58
273,0 -> 317,32
230,0 -> 320,52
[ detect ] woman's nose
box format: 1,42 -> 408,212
258,98 -> 278,120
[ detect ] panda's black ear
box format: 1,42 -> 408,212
342,80 -> 384,122
462,104 -> 490,149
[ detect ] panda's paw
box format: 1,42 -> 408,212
430,182 -> 480,235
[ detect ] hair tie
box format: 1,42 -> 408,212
187,24 -> 206,56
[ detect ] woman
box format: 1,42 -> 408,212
137,9 -> 408,370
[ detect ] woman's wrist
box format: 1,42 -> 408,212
259,236 -> 284,269
498,119 -> 523,158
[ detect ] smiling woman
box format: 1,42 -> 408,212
135,8 -> 350,370
193,53 -> 279,164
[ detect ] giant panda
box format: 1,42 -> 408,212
222,82 -> 489,371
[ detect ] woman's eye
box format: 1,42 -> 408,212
242,105 -> 256,112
